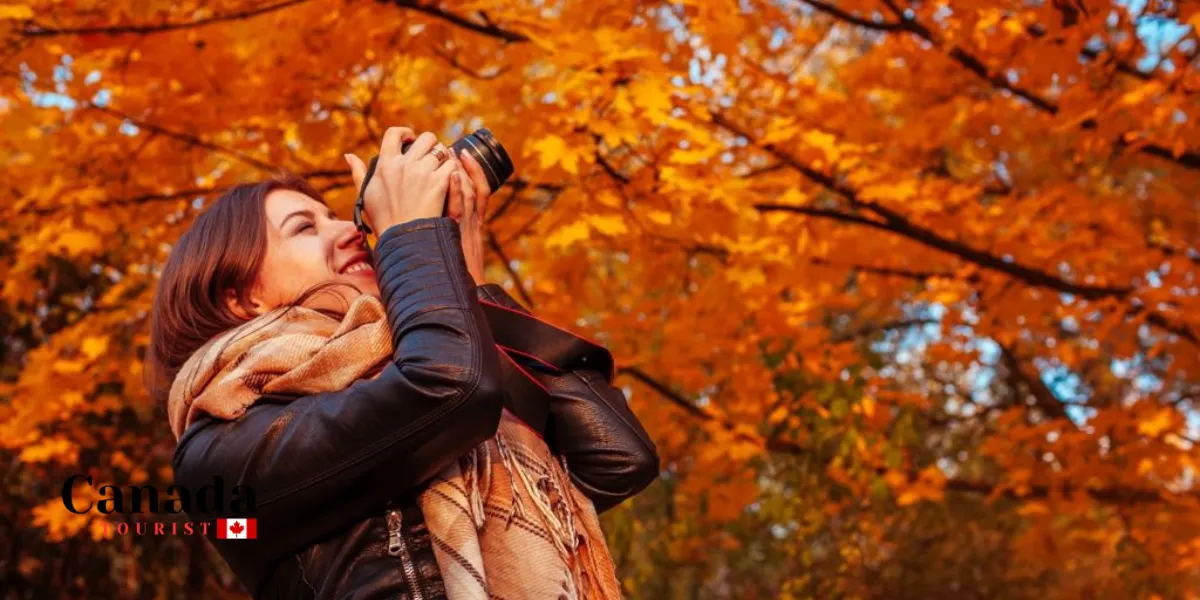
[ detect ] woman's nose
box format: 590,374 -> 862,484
333,219 -> 366,250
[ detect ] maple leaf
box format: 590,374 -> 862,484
544,220 -> 590,249
529,134 -> 580,174
229,521 -> 244,535
0,4 -> 32,20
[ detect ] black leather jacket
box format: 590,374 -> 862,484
172,217 -> 659,599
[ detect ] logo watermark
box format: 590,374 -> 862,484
62,475 -> 258,539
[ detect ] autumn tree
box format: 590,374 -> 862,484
1,0 -> 1198,597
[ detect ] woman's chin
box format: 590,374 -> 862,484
339,271 -> 381,298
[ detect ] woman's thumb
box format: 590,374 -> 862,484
344,153 -> 366,189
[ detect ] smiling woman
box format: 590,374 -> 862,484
144,127 -> 658,600
144,175 -> 373,405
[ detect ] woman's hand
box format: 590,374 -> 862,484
345,127 -> 460,232
447,150 -> 492,286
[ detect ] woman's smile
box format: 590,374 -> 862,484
336,251 -> 375,277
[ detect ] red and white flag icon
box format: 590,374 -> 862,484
217,518 -> 257,539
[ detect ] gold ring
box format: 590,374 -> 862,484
430,146 -> 449,165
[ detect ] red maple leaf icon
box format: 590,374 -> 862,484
217,518 -> 256,539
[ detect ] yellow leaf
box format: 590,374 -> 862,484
57,230 -> 103,256
31,499 -> 93,541
531,134 -> 564,165
761,116 -> 801,145
18,437 -> 77,464
584,214 -> 628,236
629,79 -> 673,116
669,146 -> 716,165
1017,501 -> 1050,516
647,209 -> 672,225
1120,82 -> 1163,106
530,134 -> 580,174
594,190 -> 622,208
0,5 -> 32,20
1138,408 -> 1175,437
53,360 -> 85,375
801,130 -> 841,162
1137,458 -> 1155,476
767,405 -> 789,425
728,440 -> 762,461
1001,18 -> 1025,35
860,180 -> 918,203
81,336 -> 109,360
725,266 -> 766,291
60,391 -> 84,409
860,395 -> 876,417
611,89 -> 633,114
545,220 -> 590,249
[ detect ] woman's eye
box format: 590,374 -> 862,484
298,222 -> 315,233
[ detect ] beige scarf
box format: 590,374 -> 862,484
168,294 -> 623,599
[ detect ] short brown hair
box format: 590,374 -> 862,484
144,175 -> 359,408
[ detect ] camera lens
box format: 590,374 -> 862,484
450,128 -> 514,194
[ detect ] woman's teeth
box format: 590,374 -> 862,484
344,262 -> 372,274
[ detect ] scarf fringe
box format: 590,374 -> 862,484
459,432 -> 593,599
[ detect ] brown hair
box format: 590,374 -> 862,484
145,175 -> 363,408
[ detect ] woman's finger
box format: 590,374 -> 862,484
344,153 -> 367,190
419,143 -> 450,170
428,153 -> 458,200
458,151 -> 491,219
460,166 -> 477,222
380,126 -> 414,157
447,170 -> 464,222
405,132 -> 439,162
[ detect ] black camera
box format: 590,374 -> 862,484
353,128 -> 514,235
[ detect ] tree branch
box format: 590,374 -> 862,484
22,169 -> 350,216
21,0 -> 309,37
485,233 -> 537,308
795,1 -> 1200,171
87,104 -> 276,172
387,0 -> 530,42
429,44 -> 510,80
714,113 -> 1132,301
809,256 -> 959,282
998,342 -> 1071,422
830,318 -> 939,344
794,0 -> 906,31
619,365 -> 803,454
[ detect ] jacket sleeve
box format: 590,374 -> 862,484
476,283 -> 659,513
172,217 -> 504,567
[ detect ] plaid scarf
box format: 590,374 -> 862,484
167,293 -> 623,599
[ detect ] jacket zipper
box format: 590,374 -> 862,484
386,508 -> 425,600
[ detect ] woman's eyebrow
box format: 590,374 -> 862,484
279,209 -> 314,230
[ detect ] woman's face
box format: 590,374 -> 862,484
234,189 -> 380,315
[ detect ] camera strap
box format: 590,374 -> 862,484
352,155 -> 380,239
479,299 -> 618,439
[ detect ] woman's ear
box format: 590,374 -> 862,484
225,289 -> 263,319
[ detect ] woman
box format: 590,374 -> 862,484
147,127 -> 659,599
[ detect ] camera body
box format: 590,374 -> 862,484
353,128 -> 514,234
